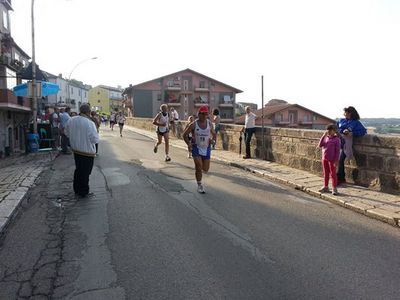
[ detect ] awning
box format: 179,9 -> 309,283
13,81 -> 60,97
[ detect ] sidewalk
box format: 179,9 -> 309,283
125,125 -> 400,228
0,151 -> 58,234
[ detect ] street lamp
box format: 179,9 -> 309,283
67,57 -> 97,108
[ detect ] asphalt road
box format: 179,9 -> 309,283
1,126 -> 400,299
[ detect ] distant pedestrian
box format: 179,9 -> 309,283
91,111 -> 101,155
183,106 -> 216,194
184,115 -> 195,158
50,107 -> 60,149
65,103 -> 99,198
169,107 -> 180,137
212,108 -> 221,149
59,107 -> 71,154
153,104 -> 171,162
336,106 -> 367,185
241,106 -> 256,159
318,124 -> 341,195
117,111 -> 126,137
110,112 -> 116,130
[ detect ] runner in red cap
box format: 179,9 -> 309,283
183,106 -> 216,194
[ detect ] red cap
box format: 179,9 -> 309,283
198,106 -> 209,113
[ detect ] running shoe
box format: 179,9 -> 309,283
153,145 -> 158,153
332,188 -> 338,195
197,184 -> 205,194
318,186 -> 329,193
165,155 -> 171,162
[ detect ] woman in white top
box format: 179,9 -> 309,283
183,106 -> 216,194
153,104 -> 171,161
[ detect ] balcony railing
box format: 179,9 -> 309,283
0,89 -> 30,111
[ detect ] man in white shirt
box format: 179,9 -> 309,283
241,106 -> 257,159
65,103 -> 99,198
170,107 -> 180,136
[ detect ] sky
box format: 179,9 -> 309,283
9,0 -> 400,119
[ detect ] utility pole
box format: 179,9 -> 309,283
31,0 -> 37,134
261,75 -> 265,159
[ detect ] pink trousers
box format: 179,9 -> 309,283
322,159 -> 338,188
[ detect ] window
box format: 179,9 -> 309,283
78,90 -> 81,96
303,114 -> 310,122
199,81 -> 205,88
313,115 -> 317,121
6,68 -> 16,90
3,11 -> 8,30
183,80 -> 189,91
275,113 -> 283,122
70,87 -> 73,95
289,113 -> 295,123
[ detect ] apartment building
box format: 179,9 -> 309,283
45,72 -> 90,112
88,85 -> 124,114
123,69 -> 242,122
0,0 -> 31,156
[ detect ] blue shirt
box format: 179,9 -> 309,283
337,118 -> 367,137
60,112 -> 71,129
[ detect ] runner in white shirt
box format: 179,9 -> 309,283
153,104 -> 171,161
183,106 -> 216,194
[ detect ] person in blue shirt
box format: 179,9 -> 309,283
336,106 -> 367,184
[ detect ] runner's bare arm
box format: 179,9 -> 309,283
152,113 -> 161,126
183,122 -> 195,148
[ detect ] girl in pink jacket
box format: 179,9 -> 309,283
318,124 -> 341,195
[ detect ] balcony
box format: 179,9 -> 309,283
219,102 -> 234,107
0,89 -> 30,112
166,102 -> 181,107
194,86 -> 209,92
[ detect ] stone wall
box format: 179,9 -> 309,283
126,118 -> 400,194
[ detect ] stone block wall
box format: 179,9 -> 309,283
126,118 -> 400,194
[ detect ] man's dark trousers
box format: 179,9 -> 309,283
61,134 -> 69,153
73,153 -> 94,197
244,127 -> 256,158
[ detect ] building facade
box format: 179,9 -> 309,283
123,69 -> 242,122
0,0 -> 31,157
236,100 -> 335,129
88,85 -> 123,114
44,73 -> 90,112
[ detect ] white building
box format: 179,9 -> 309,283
45,72 -> 90,112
